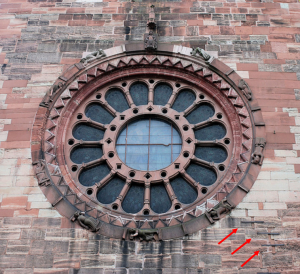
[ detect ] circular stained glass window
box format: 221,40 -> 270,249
116,118 -> 182,171
34,47 -> 265,240
63,77 -> 234,216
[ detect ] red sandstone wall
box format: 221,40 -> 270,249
0,0 -> 300,273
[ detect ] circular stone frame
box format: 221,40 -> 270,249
31,43 -> 266,240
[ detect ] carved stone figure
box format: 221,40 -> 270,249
40,82 -> 63,108
206,199 -> 234,223
147,5 -> 156,29
33,160 -> 50,186
80,49 -> 106,65
72,211 -> 100,232
238,79 -> 252,101
191,47 -> 211,61
129,228 -> 158,241
251,137 -> 266,166
144,31 -> 158,51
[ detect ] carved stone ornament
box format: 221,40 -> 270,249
80,49 -> 106,65
147,5 -> 156,29
129,228 -> 159,241
31,43 -> 266,240
71,211 -> 100,232
32,160 -> 50,186
205,199 -> 234,224
251,137 -> 266,166
238,79 -> 252,101
144,31 -> 158,51
40,82 -> 63,108
190,47 -> 213,63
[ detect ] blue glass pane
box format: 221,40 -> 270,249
170,176 -> 197,204
72,124 -> 105,141
70,147 -> 103,164
195,146 -> 228,163
105,88 -> 129,113
122,183 -> 144,213
150,119 -> 171,145
186,103 -> 215,124
186,163 -> 217,186
194,123 -> 226,141
97,176 -> 125,204
154,84 -> 173,106
78,163 -> 110,187
85,103 -> 114,124
129,83 -> 148,106
127,120 -> 149,144
125,145 -> 148,171
150,183 -> 171,213
149,145 -> 171,171
172,89 -> 196,112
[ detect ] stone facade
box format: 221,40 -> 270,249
0,0 -> 300,273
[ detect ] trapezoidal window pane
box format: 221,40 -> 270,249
186,103 -> 215,124
122,183 -> 144,213
153,83 -> 173,106
129,82 -> 148,106
170,176 -> 197,204
78,163 -> 110,187
105,88 -> 129,113
195,146 -> 228,163
150,183 -> 171,214
97,176 -> 125,204
70,146 -> 103,164
186,163 -> 217,186
85,103 -> 114,124
194,123 -> 227,141
171,89 -> 196,112
72,124 -> 105,141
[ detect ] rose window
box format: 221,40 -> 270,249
32,46 -> 265,240
64,78 -> 232,216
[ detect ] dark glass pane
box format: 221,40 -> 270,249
153,83 -> 173,106
186,103 -> 215,124
150,183 -> 171,213
170,176 -> 197,204
129,83 -> 148,106
122,183 -> 144,213
97,176 -> 125,204
85,103 -> 114,124
195,146 -> 228,163
194,123 -> 226,141
186,163 -> 217,186
172,89 -> 196,112
78,163 -> 110,187
105,88 -> 129,113
71,146 -> 103,164
73,124 -> 105,141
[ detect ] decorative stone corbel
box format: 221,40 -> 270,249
144,31 -> 158,51
190,47 -> 214,64
205,198 -> 234,224
71,211 -> 100,232
39,82 -> 63,108
128,228 -> 158,241
238,79 -> 252,101
32,160 -> 51,186
80,49 -> 106,66
251,137 -> 266,166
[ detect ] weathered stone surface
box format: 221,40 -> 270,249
31,240 -> 69,254
115,255 -> 143,268
99,240 -> 135,254
27,53 -> 62,64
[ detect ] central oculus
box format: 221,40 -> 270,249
116,118 -> 182,171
